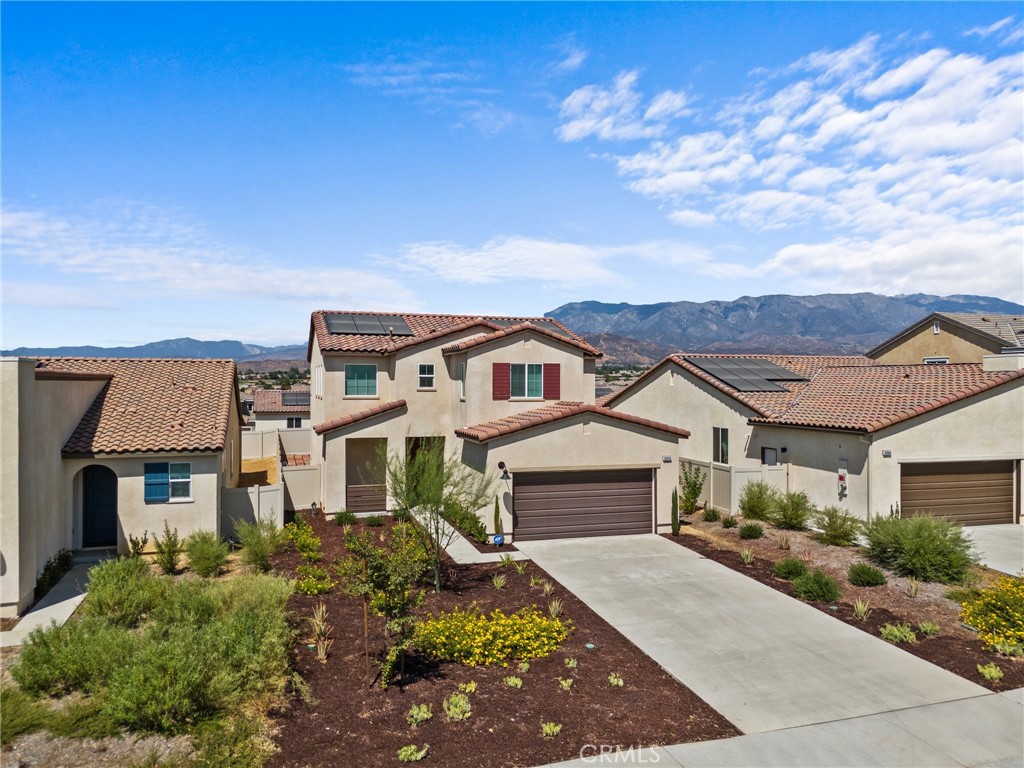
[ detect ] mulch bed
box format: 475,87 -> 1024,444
665,527 -> 1024,692
267,514 -> 737,768
459,533 -> 519,554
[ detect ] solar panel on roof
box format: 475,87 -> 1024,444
325,313 -> 416,337
281,391 -> 310,407
376,315 -> 415,336
683,357 -> 800,392
353,316 -> 386,334
324,314 -> 359,334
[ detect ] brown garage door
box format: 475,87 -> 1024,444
513,469 -> 653,541
900,461 -> 1015,525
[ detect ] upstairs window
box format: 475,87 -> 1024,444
510,363 -> 543,398
345,364 -> 377,397
713,427 -> 729,464
493,362 -> 560,400
418,364 -> 435,389
923,357 -> 949,365
458,362 -> 466,399
145,462 -> 191,503
933,320 -> 941,335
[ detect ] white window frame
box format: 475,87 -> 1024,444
933,320 -> 941,335
169,461 -> 192,502
761,447 -> 778,466
344,363 -> 378,398
510,363 -> 543,399
458,361 -> 466,399
713,427 -> 729,464
923,356 -> 949,365
418,363 -> 435,390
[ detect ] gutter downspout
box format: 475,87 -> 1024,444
860,433 -> 873,522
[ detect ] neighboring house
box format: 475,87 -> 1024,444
308,311 -> 688,540
610,352 -> 1024,525
0,357 -> 242,618
250,386 -> 310,431
868,312 -> 1024,364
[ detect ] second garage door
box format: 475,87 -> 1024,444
513,468 -> 654,541
900,461 -> 1016,525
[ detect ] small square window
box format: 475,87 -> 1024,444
418,363 -> 435,389
287,417 -> 303,428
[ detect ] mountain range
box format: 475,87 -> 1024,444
4,293 -> 1021,366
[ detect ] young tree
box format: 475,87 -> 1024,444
384,440 -> 494,592
680,462 -> 707,515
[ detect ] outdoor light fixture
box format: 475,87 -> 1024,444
498,461 -> 511,481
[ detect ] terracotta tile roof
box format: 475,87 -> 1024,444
34,358 -> 238,456
282,453 -> 311,467
605,353 -> 874,417
440,321 -> 602,357
750,363 -> 1024,433
455,401 -> 690,443
253,386 -> 311,414
937,313 -> 1024,347
313,399 -> 407,435
308,311 -> 589,359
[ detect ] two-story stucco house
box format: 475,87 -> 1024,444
307,311 -> 688,540
1,356 -> 242,618
250,386 -> 310,431
868,312 -> 1024,364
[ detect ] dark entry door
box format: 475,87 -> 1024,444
82,465 -> 118,547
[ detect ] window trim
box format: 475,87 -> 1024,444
344,363 -> 378,398
458,361 -> 466,400
510,362 -> 544,399
145,461 -> 193,504
287,417 -> 303,429
923,356 -> 949,365
418,363 -> 436,390
713,427 -> 729,465
761,447 -> 778,466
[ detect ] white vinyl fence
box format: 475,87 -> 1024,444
681,459 -> 789,515
241,427 -> 320,512
221,484 -> 284,539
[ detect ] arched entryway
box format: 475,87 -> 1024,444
82,465 -> 118,548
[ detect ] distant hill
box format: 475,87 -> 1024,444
2,337 -> 307,363
551,293 -> 1024,356
586,334 -> 675,366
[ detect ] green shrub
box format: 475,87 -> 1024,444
185,530 -> 229,577
12,617 -> 138,697
152,522 -> 183,575
864,514 -> 975,583
441,500 -> 487,544
0,686 -> 48,745
285,516 -> 323,562
0,686 -> 120,745
918,621 -> 941,637
235,518 -> 285,573
773,557 -> 808,580
946,586 -> 983,604
398,744 -> 430,762
81,557 -> 167,627
35,549 -> 74,600
880,622 -> 917,644
738,481 -> 781,521
738,523 -> 764,540
443,692 -> 471,721
150,578 -> 218,627
978,662 -> 1004,681
334,509 -> 358,526
792,570 -> 842,602
702,508 -> 720,523
407,703 -> 433,727
415,605 -> 570,666
721,515 -> 738,529
848,563 -> 887,587
814,507 -> 862,546
293,565 -> 335,595
680,463 -> 706,515
127,531 -> 149,558
364,514 -> 386,528
670,487 -> 680,536
772,491 -> 814,530
960,575 -> 1024,653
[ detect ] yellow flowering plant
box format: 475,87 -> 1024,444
960,575 -> 1024,653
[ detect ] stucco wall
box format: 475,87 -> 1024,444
613,362 -> 759,468
250,412 -> 308,432
873,320 -> 1003,364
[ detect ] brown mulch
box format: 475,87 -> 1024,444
460,533 -> 519,554
267,514 -> 738,768
664,520 -> 1023,692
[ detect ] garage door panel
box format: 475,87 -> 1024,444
514,469 -> 654,540
900,461 -> 1014,526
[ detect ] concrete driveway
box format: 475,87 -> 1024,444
967,524 -> 1024,576
516,534 -> 987,735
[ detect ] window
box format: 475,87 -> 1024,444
510,363 -> 543,398
761,447 -> 778,466
287,417 -> 303,428
713,427 -> 729,464
458,362 -> 466,399
418,363 -> 435,389
145,462 -> 191,503
923,357 -> 949,365
345,364 -> 377,396
933,320 -> 941,335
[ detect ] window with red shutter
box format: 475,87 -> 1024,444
543,363 -> 560,400
492,362 -> 511,400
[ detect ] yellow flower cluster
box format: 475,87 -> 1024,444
415,603 -> 571,666
960,575 -> 1024,652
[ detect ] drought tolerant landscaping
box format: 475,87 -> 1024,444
267,512 -> 737,768
667,487 -> 1024,691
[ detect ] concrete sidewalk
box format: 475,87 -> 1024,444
516,535 -> 986,734
0,562 -> 94,648
967,524 -> 1024,576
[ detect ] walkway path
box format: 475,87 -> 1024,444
0,562 -> 94,648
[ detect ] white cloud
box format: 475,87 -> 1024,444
964,17 -> 1014,39
558,70 -> 691,142
553,40 -> 588,73
567,34 -> 1024,301
1,204 -> 417,308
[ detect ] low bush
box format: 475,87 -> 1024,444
813,507 -> 862,546
152,522 -> 183,575
702,508 -> 720,523
738,481 -> 780,521
235,518 -> 286,573
918,621 -> 941,637
721,515 -> 738,528
184,530 -> 229,578
35,549 -> 74,600
441,500 -> 487,544
848,563 -> 887,587
738,523 -> 764,540
293,565 -> 336,595
772,491 -> 814,530
80,556 -> 167,627
978,662 -> 1004,682
285,516 -> 323,562
863,514 -> 975,583
0,686 -> 120,746
792,570 -> 842,603
960,575 -> 1024,654
407,703 -> 432,727
772,557 -> 808,580
415,604 -> 571,666
443,692 -> 471,721
880,622 -> 917,644
334,509 -> 358,526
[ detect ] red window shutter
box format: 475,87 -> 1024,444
543,363 -> 560,400
492,363 -> 511,400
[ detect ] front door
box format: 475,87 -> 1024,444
82,465 -> 118,547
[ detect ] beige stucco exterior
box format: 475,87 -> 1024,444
0,357 -> 242,618
871,317 -> 1006,364
250,412 -> 308,432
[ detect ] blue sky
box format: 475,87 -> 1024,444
3,2 -> 1022,347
